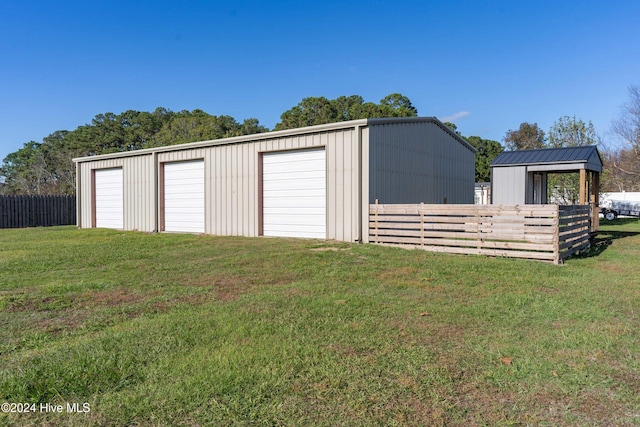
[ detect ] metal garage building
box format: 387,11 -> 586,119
73,117 -> 475,243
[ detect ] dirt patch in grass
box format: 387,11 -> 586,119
27,311 -> 86,336
598,262 -> 628,274
393,396 -> 451,426
606,360 -> 640,395
4,292 -> 36,312
451,383 -> 637,426
11,289 -> 154,336
522,388 -> 633,426
309,247 -> 351,252
87,289 -> 147,306
172,292 -> 217,307
325,342 -> 376,360
575,389 -> 632,426
185,272 -> 301,301
391,314 -> 469,348
377,267 -> 422,287
451,381 -> 535,426
187,276 -> 253,301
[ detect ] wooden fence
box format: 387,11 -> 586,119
0,195 -> 76,229
369,203 -> 592,264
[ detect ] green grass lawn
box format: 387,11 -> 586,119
1,220 -> 639,426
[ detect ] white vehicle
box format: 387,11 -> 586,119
600,199 -> 640,220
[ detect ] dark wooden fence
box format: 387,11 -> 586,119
0,195 -> 76,229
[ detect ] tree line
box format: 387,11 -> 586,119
0,108 -> 270,195
0,94 -> 421,195
1,88 -> 638,196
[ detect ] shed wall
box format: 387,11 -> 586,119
587,151 -> 603,172
368,121 -> 474,204
491,166 -> 527,204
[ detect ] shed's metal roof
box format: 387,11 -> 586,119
490,145 -> 601,167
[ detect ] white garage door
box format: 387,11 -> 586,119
163,160 -> 205,233
94,168 -> 123,229
263,148 -> 326,239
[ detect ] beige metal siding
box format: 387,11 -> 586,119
360,127 -> 370,243
368,121 -> 475,204
77,127 -> 362,241
208,143 -> 253,236
126,154 -> 156,231
326,129 -> 360,241
256,129 -> 359,241
78,154 -> 155,231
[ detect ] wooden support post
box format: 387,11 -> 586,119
579,169 -> 587,205
591,171 -> 600,232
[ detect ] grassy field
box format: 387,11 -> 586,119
0,220 -> 639,426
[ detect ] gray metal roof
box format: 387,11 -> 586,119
490,145 -> 602,167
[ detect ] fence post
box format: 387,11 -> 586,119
374,199 -> 379,244
554,205 -> 561,264
476,205 -> 482,252
420,202 -> 424,247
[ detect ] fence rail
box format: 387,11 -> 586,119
0,195 -> 76,229
557,205 -> 591,261
369,203 -> 592,264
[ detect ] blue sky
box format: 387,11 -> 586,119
1,0 -> 639,163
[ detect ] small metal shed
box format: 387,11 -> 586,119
490,145 -> 603,229
73,117 -> 476,243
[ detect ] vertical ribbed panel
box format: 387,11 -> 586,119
492,166 -> 527,205
368,121 -> 475,204
126,154 -> 155,231
326,129 -> 359,241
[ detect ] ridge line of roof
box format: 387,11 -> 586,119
73,116 -> 474,162
496,145 -> 598,153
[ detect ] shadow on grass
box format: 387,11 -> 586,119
578,218 -> 640,258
